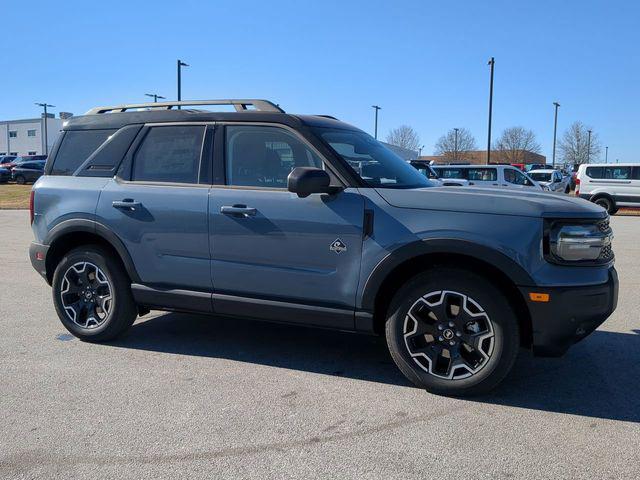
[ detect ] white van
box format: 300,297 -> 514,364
576,163 -> 640,214
431,164 -> 543,191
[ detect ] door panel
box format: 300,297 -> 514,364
209,187 -> 364,310
97,180 -> 211,290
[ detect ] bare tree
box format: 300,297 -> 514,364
434,128 -> 477,161
494,126 -> 541,163
558,121 -> 601,165
385,125 -> 421,152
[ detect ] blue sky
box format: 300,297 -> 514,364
3,0 -> 638,162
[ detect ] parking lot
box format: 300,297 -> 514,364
0,209 -> 638,479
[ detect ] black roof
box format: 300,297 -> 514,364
63,110 -> 362,132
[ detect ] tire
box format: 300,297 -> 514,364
385,268 -> 520,396
593,196 -> 616,215
52,245 -> 137,342
15,175 -> 25,185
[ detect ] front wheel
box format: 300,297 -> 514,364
52,245 -> 137,342
385,268 -> 520,396
14,175 -> 26,185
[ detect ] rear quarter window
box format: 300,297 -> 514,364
51,129 -> 116,175
585,167 -> 604,178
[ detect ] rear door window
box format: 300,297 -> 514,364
51,129 -> 116,175
605,167 -> 631,179
467,168 -> 497,181
132,125 -> 205,184
436,168 -> 466,179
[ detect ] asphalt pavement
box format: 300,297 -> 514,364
0,210 -> 638,479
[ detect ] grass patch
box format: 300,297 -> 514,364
0,184 -> 32,209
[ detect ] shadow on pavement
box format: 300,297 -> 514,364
111,313 -> 640,423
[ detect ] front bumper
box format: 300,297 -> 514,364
519,267 -> 618,357
29,241 -> 50,283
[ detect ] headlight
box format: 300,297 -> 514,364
547,220 -> 613,263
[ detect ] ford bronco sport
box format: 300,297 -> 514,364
29,99 -> 618,396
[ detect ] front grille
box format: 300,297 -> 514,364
599,244 -> 613,261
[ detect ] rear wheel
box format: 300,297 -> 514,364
593,196 -> 616,214
52,245 -> 137,342
385,268 -> 520,396
15,175 -> 25,185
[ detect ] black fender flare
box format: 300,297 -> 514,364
45,218 -> 141,283
360,238 -> 535,312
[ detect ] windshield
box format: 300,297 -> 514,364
313,128 -> 433,189
529,172 -> 553,182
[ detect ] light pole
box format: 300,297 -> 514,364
418,145 -> 424,157
372,105 -> 381,139
605,146 -> 608,163
552,102 -> 560,168
486,57 -> 495,164
35,102 -> 55,155
454,128 -> 459,162
587,129 -> 592,164
177,59 -> 189,109
145,93 -> 166,103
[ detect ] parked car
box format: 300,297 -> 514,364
0,167 -> 11,183
29,99 -> 617,396
12,160 -> 46,184
431,164 -> 542,191
1,155 -> 47,171
576,163 -> 640,214
0,155 -> 18,170
528,169 -> 571,193
409,160 -> 468,186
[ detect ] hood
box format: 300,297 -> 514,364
375,186 -> 606,219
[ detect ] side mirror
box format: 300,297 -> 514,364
288,167 -> 340,198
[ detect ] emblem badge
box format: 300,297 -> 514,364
330,238 -> 347,254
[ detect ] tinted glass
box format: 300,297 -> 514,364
605,167 -> 631,179
226,126 -> 324,188
586,167 -> 604,178
529,172 -> 553,182
632,167 -> 640,180
434,168 -> 466,179
467,168 -> 497,181
132,125 -> 205,184
315,128 -> 432,189
52,129 -> 116,175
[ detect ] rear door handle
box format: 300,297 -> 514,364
112,199 -> 141,211
221,205 -> 257,217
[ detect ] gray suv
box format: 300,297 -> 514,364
29,99 -> 618,396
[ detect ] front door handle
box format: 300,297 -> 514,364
221,205 -> 257,217
112,199 -> 141,211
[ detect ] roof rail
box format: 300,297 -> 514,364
85,99 -> 284,115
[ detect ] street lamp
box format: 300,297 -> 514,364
371,105 -> 381,139
418,145 -> 424,157
454,128 -> 459,162
605,146 -> 608,163
587,129 -> 592,164
177,59 -> 189,109
145,93 -> 166,103
486,57 -> 495,164
35,102 -> 55,155
552,102 -> 560,168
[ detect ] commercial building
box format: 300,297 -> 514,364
0,113 -> 72,156
419,150 -> 546,165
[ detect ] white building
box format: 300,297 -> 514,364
0,114 -> 66,156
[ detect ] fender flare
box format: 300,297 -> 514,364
45,218 -> 141,283
360,238 -> 534,312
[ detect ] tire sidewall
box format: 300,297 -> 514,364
52,247 -> 122,339
386,268 -> 519,395
594,197 -> 613,214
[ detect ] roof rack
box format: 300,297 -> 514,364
86,99 -> 284,115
